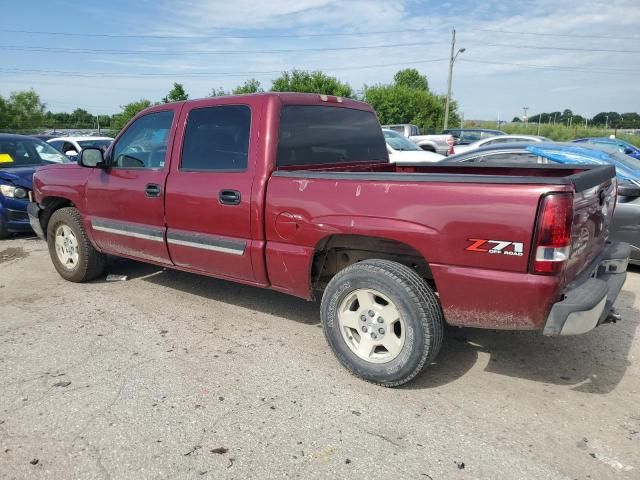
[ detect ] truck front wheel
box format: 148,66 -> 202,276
320,259 -> 444,387
47,207 -> 106,282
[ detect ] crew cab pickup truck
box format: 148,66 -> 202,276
29,93 -> 630,387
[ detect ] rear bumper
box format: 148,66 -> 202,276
27,202 -> 46,240
543,241 -> 630,335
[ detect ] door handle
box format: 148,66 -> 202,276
145,183 -> 161,197
219,189 -> 241,205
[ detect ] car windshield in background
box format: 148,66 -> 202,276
383,130 -> 421,151
1,138 -> 70,168
584,143 -> 640,172
77,140 -> 112,150
277,106 -> 388,166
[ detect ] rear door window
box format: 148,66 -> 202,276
277,106 -> 388,167
180,105 -> 251,172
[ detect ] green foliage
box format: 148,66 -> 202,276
233,78 -> 263,95
0,90 -> 46,129
209,87 -> 228,97
270,70 -> 353,97
364,70 -> 459,132
502,122 -> 640,147
393,69 -> 429,91
112,99 -> 152,132
163,83 -> 189,103
512,117 -> 522,123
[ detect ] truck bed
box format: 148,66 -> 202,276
275,161 -> 615,192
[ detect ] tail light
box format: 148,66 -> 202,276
531,193 -> 573,274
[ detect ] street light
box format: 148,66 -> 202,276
444,28 -> 465,130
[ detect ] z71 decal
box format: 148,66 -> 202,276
466,239 -> 524,256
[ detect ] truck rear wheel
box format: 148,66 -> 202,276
47,207 -> 105,282
320,259 -> 443,387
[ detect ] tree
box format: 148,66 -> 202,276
233,78 -> 263,95
393,69 -> 429,91
112,99 -> 152,132
209,87 -> 228,97
363,69 -> 458,132
163,83 -> 189,103
511,117 -> 522,123
5,90 -> 46,129
270,70 -> 353,97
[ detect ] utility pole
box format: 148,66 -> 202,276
537,115 -> 541,136
444,28 -> 465,130
605,115 -> 609,129
522,107 -> 529,124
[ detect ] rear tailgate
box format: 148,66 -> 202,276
562,166 -> 617,283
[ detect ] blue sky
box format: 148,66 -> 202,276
1,0 -> 639,120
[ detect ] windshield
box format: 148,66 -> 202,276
1,138 -> 70,168
78,139 -> 112,150
383,130 -> 421,151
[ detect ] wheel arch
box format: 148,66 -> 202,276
39,196 -> 76,239
310,233 -> 436,297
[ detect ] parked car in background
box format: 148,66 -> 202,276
445,142 -> 640,265
0,134 -> 70,238
453,134 -> 549,154
573,137 -> 640,160
47,136 -> 114,160
442,128 -> 506,145
32,134 -> 57,142
28,93 -> 627,386
382,123 -> 454,155
383,129 -> 444,163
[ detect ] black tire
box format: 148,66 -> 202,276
46,207 -> 106,282
320,259 -> 444,387
0,217 -> 8,239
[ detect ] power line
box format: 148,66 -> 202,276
0,58 -> 449,79
1,27 -> 435,40
4,40 -> 638,57
459,58 -> 639,75
6,26 -> 638,41
467,42 -> 640,54
470,28 -> 640,41
0,41 -> 448,56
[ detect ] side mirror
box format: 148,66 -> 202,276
624,147 -> 634,155
80,148 -> 106,168
618,182 -> 640,197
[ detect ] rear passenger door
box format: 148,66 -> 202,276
164,100 -> 258,282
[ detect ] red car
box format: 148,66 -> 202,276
28,93 -> 629,386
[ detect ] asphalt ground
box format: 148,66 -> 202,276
1,234 -> 639,479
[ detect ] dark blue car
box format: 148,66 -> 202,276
573,137 -> 640,161
0,134 -> 70,238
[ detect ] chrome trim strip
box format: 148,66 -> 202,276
91,218 -> 164,242
167,238 -> 244,255
167,230 -> 246,255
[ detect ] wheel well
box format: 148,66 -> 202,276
420,145 -> 436,152
39,197 -> 75,238
311,235 -> 434,294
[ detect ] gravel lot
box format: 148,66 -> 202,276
1,234 -> 639,479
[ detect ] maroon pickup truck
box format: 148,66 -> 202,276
29,93 -> 630,386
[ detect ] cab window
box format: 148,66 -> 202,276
112,111 -> 174,169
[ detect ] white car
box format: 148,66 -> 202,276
47,136 -> 114,160
454,135 -> 549,154
383,129 -> 445,163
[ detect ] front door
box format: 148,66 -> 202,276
164,100 -> 256,281
84,107 -> 179,264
